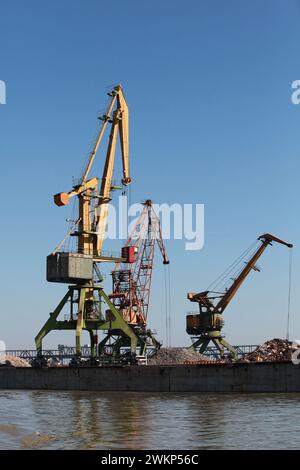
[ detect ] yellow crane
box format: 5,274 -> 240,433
34,85 -> 146,365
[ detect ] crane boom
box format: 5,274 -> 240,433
152,204 -> 169,265
93,89 -> 130,253
80,85 -> 130,185
215,233 -> 293,312
53,85 -> 131,257
81,93 -> 117,184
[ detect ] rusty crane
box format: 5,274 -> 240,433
101,200 -> 169,358
186,233 -> 293,359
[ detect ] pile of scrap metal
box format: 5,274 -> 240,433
147,347 -> 206,365
0,355 -> 31,367
240,338 -> 299,363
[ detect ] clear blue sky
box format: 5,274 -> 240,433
0,0 -> 299,349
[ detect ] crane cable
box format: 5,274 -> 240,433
63,196 -> 77,253
164,263 -> 172,348
286,247 -> 293,341
79,93 -> 111,181
164,265 -> 168,348
168,264 -> 172,348
207,239 -> 258,292
217,243 -> 261,294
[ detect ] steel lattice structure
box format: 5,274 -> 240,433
110,200 -> 169,329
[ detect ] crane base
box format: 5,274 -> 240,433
190,334 -> 237,360
35,284 -> 161,364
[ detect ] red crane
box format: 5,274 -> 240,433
107,200 -> 169,355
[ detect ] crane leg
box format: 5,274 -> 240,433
213,338 -> 237,360
98,334 -> 111,355
212,338 -> 224,358
99,290 -> 138,356
219,338 -> 237,360
88,330 -> 97,358
112,335 -> 126,356
75,288 -> 86,356
35,290 -> 71,356
137,338 -> 146,356
145,330 -> 161,354
189,337 -> 210,355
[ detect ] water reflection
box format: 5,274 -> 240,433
1,391 -> 300,449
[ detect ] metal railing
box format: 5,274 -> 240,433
201,344 -> 258,360
5,348 -> 91,361
5,344 -> 259,364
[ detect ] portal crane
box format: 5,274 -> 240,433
101,200 -> 169,357
186,233 -> 293,359
34,85 -> 143,365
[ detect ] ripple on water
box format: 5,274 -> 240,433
0,391 -> 300,449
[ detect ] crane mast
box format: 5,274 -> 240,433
186,233 -> 293,359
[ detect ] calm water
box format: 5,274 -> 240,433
0,390 -> 299,449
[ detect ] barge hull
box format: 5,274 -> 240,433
1,362 -> 300,392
